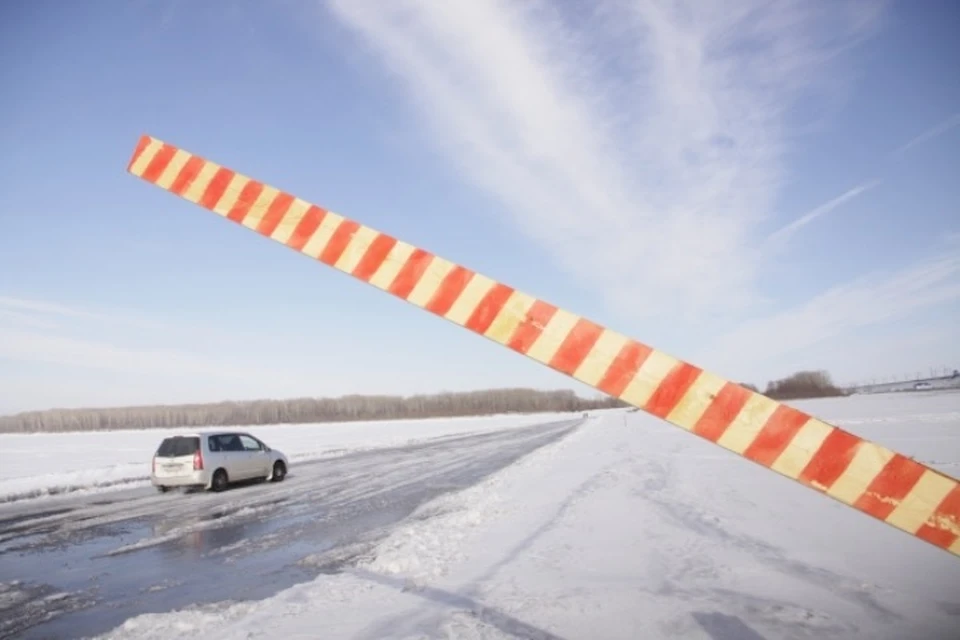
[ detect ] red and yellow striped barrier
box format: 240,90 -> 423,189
127,134 -> 960,557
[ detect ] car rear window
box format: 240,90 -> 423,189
156,436 -> 200,457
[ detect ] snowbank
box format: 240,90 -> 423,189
95,393 -> 960,640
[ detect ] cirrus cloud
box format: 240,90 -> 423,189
325,0 -> 886,320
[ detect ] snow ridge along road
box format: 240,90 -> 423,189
127,134 -> 960,557
0,418 -> 581,639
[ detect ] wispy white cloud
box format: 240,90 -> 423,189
764,179 -> 881,250
702,247 -> 960,377
0,296 -> 107,320
0,295 -> 163,330
892,112 -> 960,156
326,0 -> 884,321
0,308 -> 61,330
0,307 -> 589,413
0,327 -> 301,384
0,295 -> 321,411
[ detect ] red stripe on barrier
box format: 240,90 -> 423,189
353,234 -> 397,282
916,485 -> 960,548
426,266 -> 474,316
550,318 -> 604,375
258,192 -> 294,237
507,301 -> 557,353
743,404 -> 810,467
645,362 -> 702,419
199,168 -> 235,210
800,429 -> 862,490
170,156 -> 204,196
465,284 -> 514,334
226,180 -> 264,223
596,340 -> 652,398
287,205 -> 326,252
141,144 -> 177,183
692,383 -> 752,442
854,454 -> 927,520
127,135 -> 151,171
320,220 -> 360,266
389,249 -> 433,299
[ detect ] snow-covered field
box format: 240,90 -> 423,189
0,412 -> 575,503
80,391 -> 960,640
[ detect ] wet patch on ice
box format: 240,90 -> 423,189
691,611 -> 768,640
936,600 -> 960,616
98,503 -> 280,557
0,581 -> 92,640
696,589 -> 855,638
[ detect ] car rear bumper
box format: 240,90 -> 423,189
151,470 -> 208,488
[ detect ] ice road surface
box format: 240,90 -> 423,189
95,392 -> 960,640
0,418 -> 581,638
0,412 -> 575,503
6,392 -> 960,639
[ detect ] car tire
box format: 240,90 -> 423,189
211,469 -> 228,492
271,461 -> 286,482
156,486 -> 168,494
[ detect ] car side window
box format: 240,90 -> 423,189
212,434 -> 243,452
226,435 -> 244,452
239,435 -> 262,451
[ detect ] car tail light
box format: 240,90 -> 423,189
193,449 -> 203,471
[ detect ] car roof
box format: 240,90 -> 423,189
160,430 -> 252,439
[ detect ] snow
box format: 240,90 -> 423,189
91,392 -> 960,640
0,412 -> 575,503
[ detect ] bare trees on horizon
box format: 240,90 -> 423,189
0,388 -> 628,434
0,370 -> 852,434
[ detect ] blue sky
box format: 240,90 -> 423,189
1,0 -> 958,414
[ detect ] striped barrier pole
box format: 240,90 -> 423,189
127,134 -> 960,558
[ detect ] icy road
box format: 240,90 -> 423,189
0,418 -> 581,639
2,395 -> 960,640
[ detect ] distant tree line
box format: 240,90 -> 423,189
0,369 -> 848,434
758,370 -> 847,401
0,388 -> 628,434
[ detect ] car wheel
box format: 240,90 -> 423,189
271,461 -> 286,482
211,469 -> 228,492
156,486 -> 168,494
